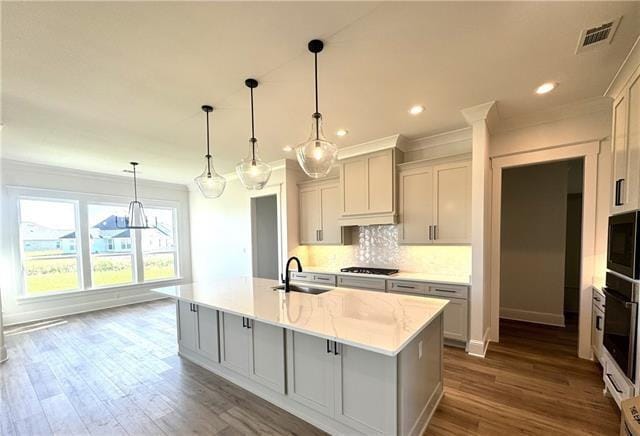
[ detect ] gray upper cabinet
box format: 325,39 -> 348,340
298,179 -> 350,245
398,158 -> 471,244
220,312 -> 251,375
286,330 -> 335,416
249,320 -> 286,393
177,300 -> 198,353
339,149 -> 397,226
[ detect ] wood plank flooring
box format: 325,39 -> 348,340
1,301 -> 620,435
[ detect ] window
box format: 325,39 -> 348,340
142,208 -> 177,281
88,204 -> 134,288
18,199 -> 81,296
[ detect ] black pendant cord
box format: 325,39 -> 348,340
205,111 -> 212,176
133,165 -> 138,201
250,86 -> 256,164
314,51 -> 320,141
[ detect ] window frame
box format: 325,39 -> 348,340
8,186 -> 182,299
17,196 -> 84,296
140,206 -> 179,283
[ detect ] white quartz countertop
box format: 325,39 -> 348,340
299,265 -> 471,286
151,277 -> 447,356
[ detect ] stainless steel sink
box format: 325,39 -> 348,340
272,284 -> 331,295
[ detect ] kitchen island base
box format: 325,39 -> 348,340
175,301 -> 444,436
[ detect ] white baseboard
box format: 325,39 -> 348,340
467,327 -> 491,358
500,307 -> 565,327
4,291 -> 167,326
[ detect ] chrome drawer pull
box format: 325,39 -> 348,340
606,373 -> 623,394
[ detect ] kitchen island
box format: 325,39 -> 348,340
151,277 -> 447,436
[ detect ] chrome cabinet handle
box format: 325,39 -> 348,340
615,178 -> 625,206
242,317 -> 247,328
434,289 -> 457,294
428,225 -> 432,240
434,225 -> 438,240
606,373 -> 623,393
396,284 -> 417,289
326,339 -> 332,354
596,315 -> 602,331
333,341 -> 339,355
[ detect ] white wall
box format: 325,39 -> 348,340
0,159 -> 192,325
500,162 -> 570,326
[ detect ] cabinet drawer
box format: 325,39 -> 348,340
291,271 -> 337,286
290,271 -> 313,282
603,351 -> 634,407
427,284 -> 468,299
592,288 -> 605,312
387,280 -> 427,295
311,273 -> 337,286
338,276 -> 386,291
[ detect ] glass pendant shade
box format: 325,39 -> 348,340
236,141 -> 271,190
195,158 -> 226,198
296,113 -> 338,178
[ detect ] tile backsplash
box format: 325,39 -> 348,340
292,225 -> 471,276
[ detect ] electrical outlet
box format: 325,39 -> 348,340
418,340 -> 423,359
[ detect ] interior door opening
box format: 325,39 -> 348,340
251,195 -> 279,280
499,158 -> 584,351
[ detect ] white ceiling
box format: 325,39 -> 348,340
2,1 -> 639,184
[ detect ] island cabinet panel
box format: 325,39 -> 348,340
177,300 -> 197,352
196,305 -> 220,362
249,321 -> 286,394
333,343 -> 397,436
286,331 -> 336,416
220,313 -> 251,375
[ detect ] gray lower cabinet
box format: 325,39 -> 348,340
427,296 -> 467,343
286,331 -> 397,435
220,312 -> 286,393
177,301 -> 220,362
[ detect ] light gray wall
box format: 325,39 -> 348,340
500,161 -> 569,326
252,195 -> 278,280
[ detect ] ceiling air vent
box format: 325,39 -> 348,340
575,17 -> 621,54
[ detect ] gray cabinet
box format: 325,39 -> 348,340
220,312 -> 286,393
286,330 -> 335,416
337,275 -> 386,291
298,179 -> 351,245
177,301 -> 220,362
592,288 -> 605,364
286,331 -> 397,436
290,271 -> 337,286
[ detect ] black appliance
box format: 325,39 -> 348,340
340,267 -> 399,276
607,211 -> 640,280
603,272 -> 639,382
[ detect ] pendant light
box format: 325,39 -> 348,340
117,162 -> 156,229
236,79 -> 272,190
194,105 -> 226,198
295,39 -> 338,179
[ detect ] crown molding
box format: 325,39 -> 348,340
605,34 -> 640,98
337,134 -> 408,160
461,101 -> 497,126
404,127 -> 472,152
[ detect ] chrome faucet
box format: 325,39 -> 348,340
282,256 -> 302,293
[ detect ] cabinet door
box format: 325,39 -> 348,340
286,331 -> 335,416
320,184 -> 341,244
398,166 -> 433,243
249,320 -> 286,393
433,161 -> 471,243
220,313 -> 251,376
342,158 -> 368,215
299,188 -> 321,244
592,306 -> 604,361
626,74 -> 640,211
611,94 -> 629,213
196,305 -> 220,363
367,151 -> 394,214
428,296 -> 468,342
333,343 -> 397,436
177,301 -> 197,352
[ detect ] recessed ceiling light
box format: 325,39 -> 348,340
336,129 -> 348,137
282,145 -> 293,152
409,105 -> 424,115
535,82 -> 557,95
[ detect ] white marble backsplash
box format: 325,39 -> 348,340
292,225 -> 471,277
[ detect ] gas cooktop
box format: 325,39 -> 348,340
340,267 -> 399,276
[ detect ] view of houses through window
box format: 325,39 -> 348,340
18,197 -> 178,296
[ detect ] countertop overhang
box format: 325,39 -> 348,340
151,277 -> 448,356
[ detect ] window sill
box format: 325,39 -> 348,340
16,277 -> 184,304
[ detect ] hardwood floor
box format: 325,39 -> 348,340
1,301 -> 620,435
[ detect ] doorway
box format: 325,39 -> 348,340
499,159 -> 583,345
251,195 -> 279,280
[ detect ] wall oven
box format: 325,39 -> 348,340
608,211 -> 640,280
603,272 -> 639,382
